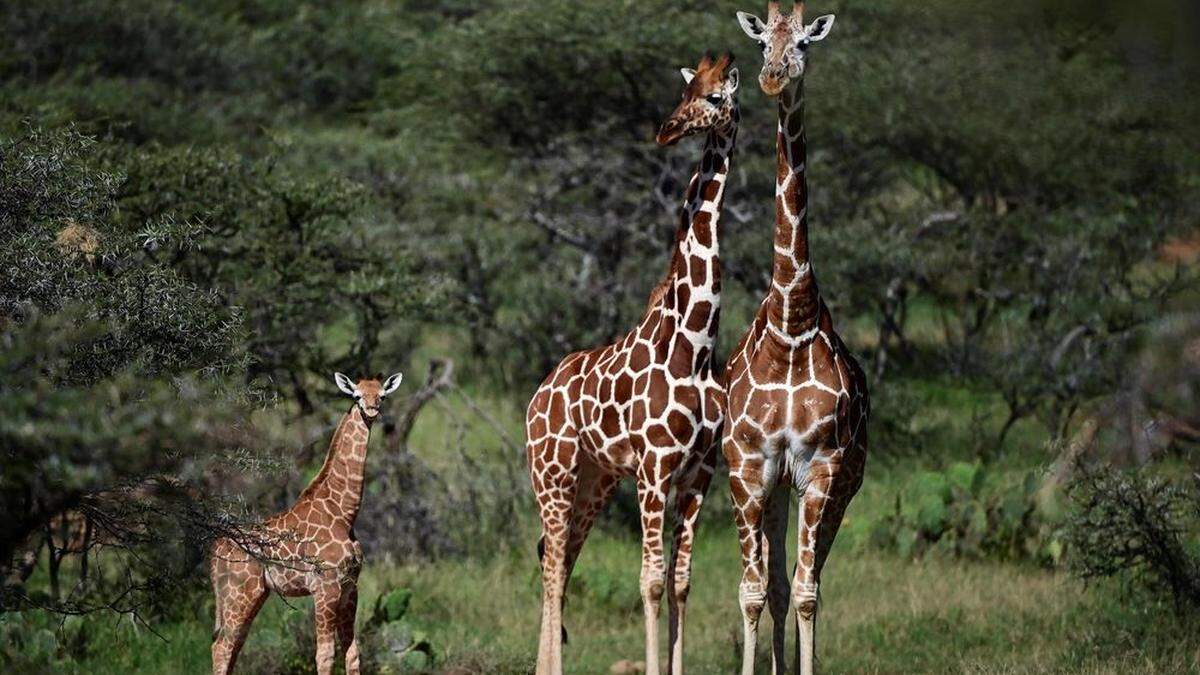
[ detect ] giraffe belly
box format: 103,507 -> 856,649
265,565 -> 311,596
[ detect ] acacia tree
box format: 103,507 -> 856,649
0,127 -> 258,615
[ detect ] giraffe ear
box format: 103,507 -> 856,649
334,372 -> 357,397
381,372 -> 404,397
680,68 -> 697,84
726,67 -> 740,93
803,14 -> 835,43
736,11 -> 766,40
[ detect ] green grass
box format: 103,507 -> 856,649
10,456 -> 1200,674
13,524 -> 1199,674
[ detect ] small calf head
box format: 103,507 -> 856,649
737,2 -> 835,96
334,372 -> 403,421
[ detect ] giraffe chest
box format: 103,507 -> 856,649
726,325 -> 867,469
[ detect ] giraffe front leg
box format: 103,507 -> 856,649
666,445 -> 717,675
336,584 -> 360,675
726,440 -> 769,675
793,456 -> 858,675
313,585 -> 340,675
637,465 -> 670,675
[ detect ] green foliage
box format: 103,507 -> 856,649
0,127 -> 245,381
109,142 -> 437,406
0,612 -> 88,671
363,586 -> 436,673
871,463 -> 1063,564
372,587 -> 414,625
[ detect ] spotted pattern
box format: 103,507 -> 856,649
210,378 -> 390,675
725,9 -> 868,674
526,54 -> 739,675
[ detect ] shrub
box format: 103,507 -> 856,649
362,587 -> 436,673
1066,465 -> 1200,613
870,462 -> 1064,564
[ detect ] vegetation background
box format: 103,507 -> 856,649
2,0 -> 1199,672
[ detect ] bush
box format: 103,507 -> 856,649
362,587 -> 436,673
870,463 -> 1064,564
1066,465 -> 1200,613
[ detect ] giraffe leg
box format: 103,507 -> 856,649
313,584 -> 341,675
793,451 -> 863,675
636,462 -> 671,675
666,442 -> 717,675
531,431 -> 581,675
762,484 -> 791,675
336,584 -> 360,675
563,458 -> 621,596
726,440 -> 769,675
210,545 -> 269,675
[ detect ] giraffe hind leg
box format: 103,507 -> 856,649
531,427 -> 581,675
536,535 -> 570,645
666,442 -> 717,675
561,462 -> 621,648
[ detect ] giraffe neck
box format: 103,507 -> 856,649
653,120 -> 737,365
767,79 -> 821,338
298,406 -> 372,528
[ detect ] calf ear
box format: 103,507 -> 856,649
680,68 -> 697,84
334,372 -> 357,397
736,11 -> 766,41
381,372 -> 404,397
726,67 -> 740,93
803,14 -> 836,43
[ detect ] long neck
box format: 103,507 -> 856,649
652,121 -> 737,371
767,79 -> 821,337
299,407 -> 372,527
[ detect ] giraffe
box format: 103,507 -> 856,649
209,372 -> 403,675
724,4 -> 868,675
525,53 -> 740,675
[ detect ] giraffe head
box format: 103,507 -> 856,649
656,52 -> 739,147
736,2 -> 836,96
334,372 -> 403,422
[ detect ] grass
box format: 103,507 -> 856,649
12,525 -> 1199,674
10,455 -> 1200,673
5,344 -> 1195,673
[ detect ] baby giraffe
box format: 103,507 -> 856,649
210,372 -> 403,675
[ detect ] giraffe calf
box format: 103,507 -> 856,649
210,372 -> 402,675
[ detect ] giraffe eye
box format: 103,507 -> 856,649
706,94 -> 723,105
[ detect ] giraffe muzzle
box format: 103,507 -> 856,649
759,71 -> 788,97
656,119 -> 685,146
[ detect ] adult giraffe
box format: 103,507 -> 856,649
725,4 -> 868,675
525,53 -> 740,675
210,372 -> 402,675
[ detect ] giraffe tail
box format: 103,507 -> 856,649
536,536 -> 569,645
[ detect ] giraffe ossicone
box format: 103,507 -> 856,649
725,5 -> 868,675
526,52 -> 740,675
210,371 -> 402,675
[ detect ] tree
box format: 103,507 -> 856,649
0,127 -> 255,617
